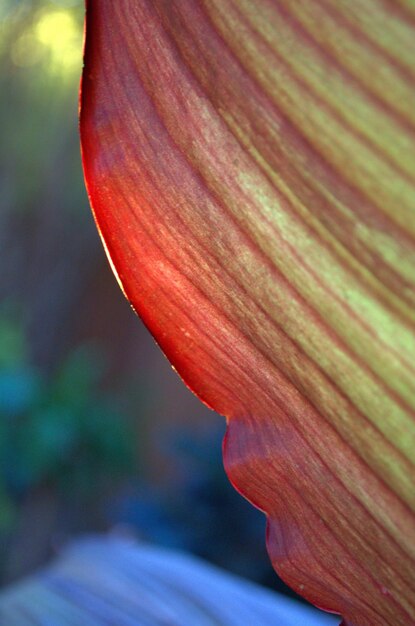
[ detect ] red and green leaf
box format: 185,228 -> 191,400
80,2 -> 415,625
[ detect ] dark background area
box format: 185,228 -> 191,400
0,0 -> 291,599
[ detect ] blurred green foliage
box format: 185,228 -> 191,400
1,0 -> 85,214
0,309 -> 135,535
0,3 -> 138,578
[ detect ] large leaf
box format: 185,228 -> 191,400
80,2 -> 415,625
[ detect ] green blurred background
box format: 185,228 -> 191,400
0,0 -> 287,597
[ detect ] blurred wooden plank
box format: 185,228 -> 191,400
0,536 -> 340,625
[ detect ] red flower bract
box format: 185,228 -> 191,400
80,2 -> 415,625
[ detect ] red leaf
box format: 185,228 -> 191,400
80,2 -> 415,624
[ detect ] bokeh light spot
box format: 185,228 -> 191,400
34,8 -> 82,74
